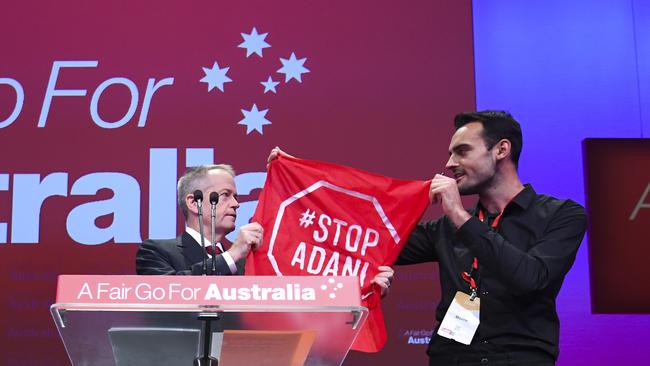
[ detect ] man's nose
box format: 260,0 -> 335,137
445,155 -> 458,170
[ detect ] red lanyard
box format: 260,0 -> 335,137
478,209 -> 504,229
462,208 -> 504,299
461,257 -> 479,293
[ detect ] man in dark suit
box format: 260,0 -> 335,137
136,164 -> 263,275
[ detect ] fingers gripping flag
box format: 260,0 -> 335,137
245,155 -> 431,352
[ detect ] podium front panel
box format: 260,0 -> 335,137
51,275 -> 368,366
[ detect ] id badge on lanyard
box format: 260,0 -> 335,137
437,209 -> 502,345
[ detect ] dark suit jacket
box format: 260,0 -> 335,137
136,231 -> 245,275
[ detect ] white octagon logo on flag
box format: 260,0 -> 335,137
267,180 -> 400,279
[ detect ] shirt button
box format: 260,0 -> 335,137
481,290 -> 489,296
480,357 -> 489,364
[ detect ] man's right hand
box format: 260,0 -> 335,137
429,174 -> 471,228
266,146 -> 294,168
228,222 -> 263,261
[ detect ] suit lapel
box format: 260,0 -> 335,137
180,231 -> 206,265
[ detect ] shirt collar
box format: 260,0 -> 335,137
185,226 -> 224,250
475,184 -> 536,214
511,184 -> 536,209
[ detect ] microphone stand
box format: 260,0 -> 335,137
209,192 -> 219,273
194,191 -> 222,366
193,190 -> 207,275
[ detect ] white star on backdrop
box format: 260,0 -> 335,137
200,62 -> 232,92
238,104 -> 271,134
261,76 -> 280,93
238,27 -> 271,58
277,52 -> 310,83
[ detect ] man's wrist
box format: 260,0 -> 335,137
227,247 -> 242,262
221,251 -> 238,274
449,208 -> 472,228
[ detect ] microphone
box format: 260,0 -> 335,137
193,190 -> 208,275
209,192 -> 219,273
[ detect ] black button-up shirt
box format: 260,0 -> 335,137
396,185 -> 587,360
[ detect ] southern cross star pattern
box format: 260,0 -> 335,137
200,27 -> 310,135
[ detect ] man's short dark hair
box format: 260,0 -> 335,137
454,110 -> 523,167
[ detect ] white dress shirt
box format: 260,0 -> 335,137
185,227 -> 238,274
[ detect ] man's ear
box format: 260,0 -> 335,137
495,139 -> 512,162
185,194 -> 199,214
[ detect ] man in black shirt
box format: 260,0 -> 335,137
397,111 -> 586,365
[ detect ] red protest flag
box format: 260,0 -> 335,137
246,155 -> 430,352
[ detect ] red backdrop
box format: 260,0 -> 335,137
0,1 -> 475,364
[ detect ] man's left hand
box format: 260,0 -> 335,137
371,266 -> 394,298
